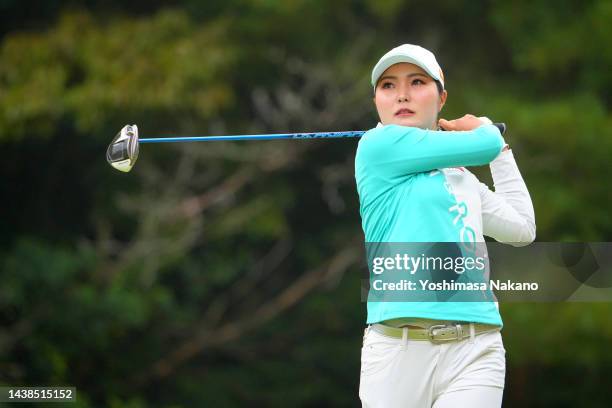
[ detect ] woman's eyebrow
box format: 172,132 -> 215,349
378,73 -> 429,82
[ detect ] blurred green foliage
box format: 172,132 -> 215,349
1,0 -> 611,406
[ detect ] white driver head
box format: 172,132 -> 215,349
106,124 -> 139,172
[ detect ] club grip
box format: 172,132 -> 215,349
493,123 -> 506,135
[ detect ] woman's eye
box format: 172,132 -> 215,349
381,82 -> 393,89
412,79 -> 425,85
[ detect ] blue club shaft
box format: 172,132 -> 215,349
138,123 -> 505,144
139,131 -> 366,144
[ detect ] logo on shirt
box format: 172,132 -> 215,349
448,202 -> 477,262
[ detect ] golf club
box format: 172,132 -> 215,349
106,123 -> 507,172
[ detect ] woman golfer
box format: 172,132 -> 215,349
355,44 -> 535,407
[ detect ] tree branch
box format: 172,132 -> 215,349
133,239 -> 361,386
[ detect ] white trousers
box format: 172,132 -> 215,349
359,325 -> 506,408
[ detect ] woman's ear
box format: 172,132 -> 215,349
438,90 -> 448,112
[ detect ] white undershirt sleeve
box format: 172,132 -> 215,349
479,149 -> 536,246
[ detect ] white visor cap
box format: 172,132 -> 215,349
371,44 -> 445,90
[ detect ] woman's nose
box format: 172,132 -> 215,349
397,84 -> 410,102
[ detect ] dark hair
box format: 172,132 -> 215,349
434,80 -> 444,95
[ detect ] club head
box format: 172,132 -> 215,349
107,124 -> 139,172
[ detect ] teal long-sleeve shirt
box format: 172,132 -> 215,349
355,123 -> 506,325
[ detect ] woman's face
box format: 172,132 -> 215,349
373,62 -> 447,129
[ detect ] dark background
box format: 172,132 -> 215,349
1,0 -> 611,406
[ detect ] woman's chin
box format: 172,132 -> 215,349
389,117 -> 421,127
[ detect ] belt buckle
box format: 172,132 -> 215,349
427,324 -> 456,343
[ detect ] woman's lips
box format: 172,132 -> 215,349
395,109 -> 415,117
